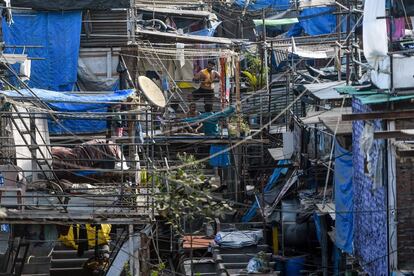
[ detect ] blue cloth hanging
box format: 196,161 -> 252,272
334,140 -> 353,254
209,145 -> 231,168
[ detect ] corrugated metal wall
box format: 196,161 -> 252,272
81,10 -> 130,47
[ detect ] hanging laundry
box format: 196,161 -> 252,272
209,145 -> 231,168
387,17 -> 406,41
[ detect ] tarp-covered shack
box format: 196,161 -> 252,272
0,89 -> 136,135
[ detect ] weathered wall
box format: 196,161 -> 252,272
395,118 -> 414,270
352,98 -> 388,275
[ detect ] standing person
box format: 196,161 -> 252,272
191,60 -> 221,112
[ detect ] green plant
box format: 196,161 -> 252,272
228,116 -> 250,137
123,262 -> 132,276
154,153 -> 232,233
242,53 -> 268,90
151,262 -> 166,276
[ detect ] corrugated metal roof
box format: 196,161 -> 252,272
137,7 -> 214,18
335,85 -> 414,104
299,0 -> 335,8
302,81 -> 347,100
135,0 -> 204,8
356,93 -> 414,105
301,107 -> 352,135
242,86 -> 304,121
335,85 -> 377,95
320,116 -> 353,135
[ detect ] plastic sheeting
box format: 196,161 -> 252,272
183,107 -> 235,136
242,160 -> 289,222
1,88 -> 135,134
2,11 -> 82,91
189,21 -> 222,37
233,0 -> 290,12
10,0 -> 130,10
77,58 -> 119,91
214,229 -> 263,248
363,0 -> 387,67
334,140 -> 353,254
287,7 -> 336,37
209,145 -> 231,168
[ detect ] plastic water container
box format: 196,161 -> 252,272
285,256 -> 306,276
0,173 -> 4,186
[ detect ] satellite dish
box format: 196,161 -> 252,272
138,76 -> 167,108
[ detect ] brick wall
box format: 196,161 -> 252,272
394,118 -> 414,270
352,98 -> 388,275
395,157 -> 414,270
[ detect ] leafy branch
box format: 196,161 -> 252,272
154,153 -> 232,234
242,53 -> 268,90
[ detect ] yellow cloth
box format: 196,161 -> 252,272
177,81 -> 195,89
200,69 -> 214,90
59,224 -> 111,250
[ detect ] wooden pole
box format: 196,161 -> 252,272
337,4 -> 342,81
320,214 -> 329,276
128,224 -> 135,276
234,54 -> 241,203
235,54 -> 241,135
345,0 -> 351,85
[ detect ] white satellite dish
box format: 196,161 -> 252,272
138,76 -> 167,108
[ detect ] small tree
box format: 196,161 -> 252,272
154,153 -> 232,234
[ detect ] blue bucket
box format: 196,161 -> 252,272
285,256 -> 306,276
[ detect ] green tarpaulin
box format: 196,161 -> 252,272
253,18 -> 298,27
335,86 -> 414,104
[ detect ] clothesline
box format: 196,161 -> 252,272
136,47 -> 237,58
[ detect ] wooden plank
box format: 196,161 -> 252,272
374,131 -> 414,139
316,203 -> 336,220
342,109 -> 414,121
397,150 -> 414,158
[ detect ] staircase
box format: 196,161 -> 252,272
214,245 -> 275,276
50,244 -> 94,276
16,256 -> 51,276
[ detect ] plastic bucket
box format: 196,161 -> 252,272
285,255 -> 305,276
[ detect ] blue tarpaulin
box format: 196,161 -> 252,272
189,21 -> 222,37
234,0 -> 290,11
2,11 -> 82,91
287,7 -> 336,37
334,140 -> 353,254
1,88 -> 135,134
209,145 -> 231,168
242,160 -> 289,222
